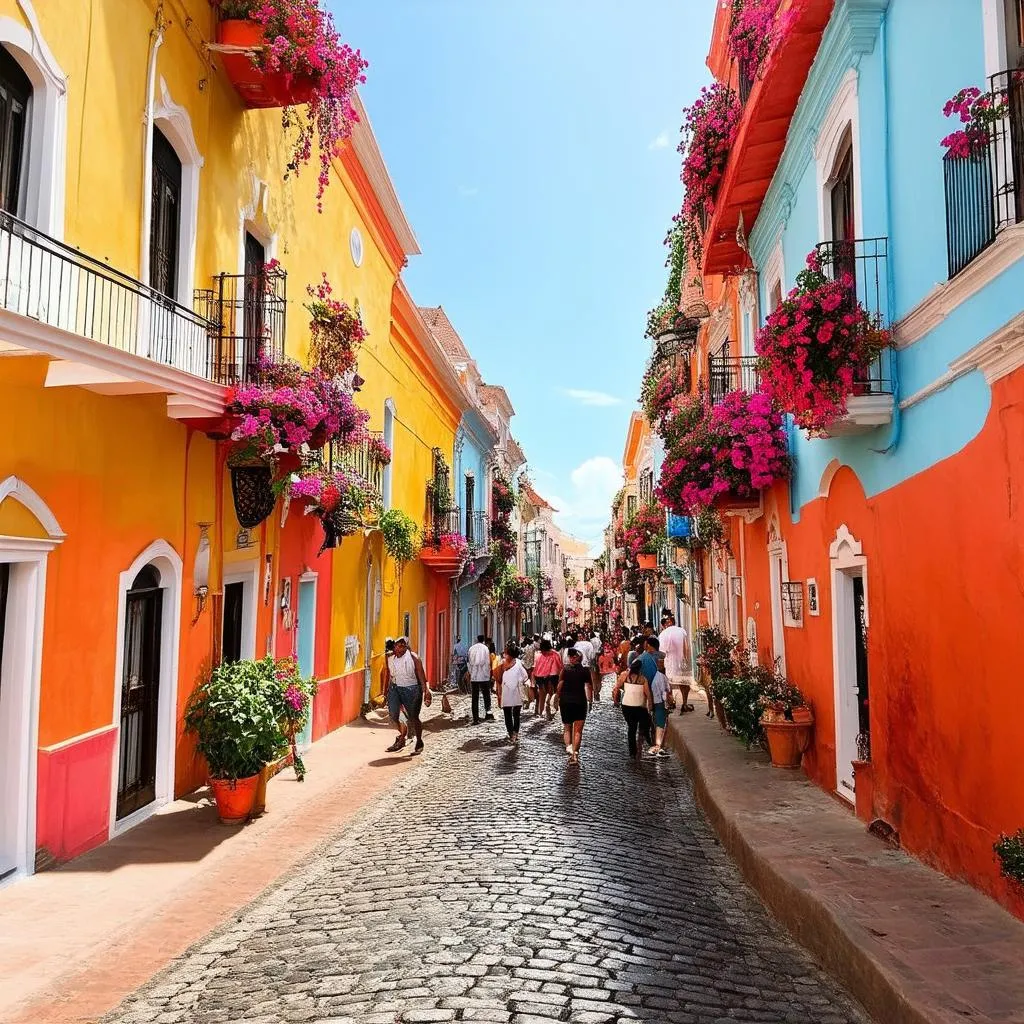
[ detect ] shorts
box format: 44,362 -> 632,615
653,702 -> 668,729
536,675 -> 557,690
388,682 -> 422,722
668,673 -> 692,687
560,702 -> 587,726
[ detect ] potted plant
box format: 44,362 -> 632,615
184,659 -> 286,824
305,272 -> 368,378
755,249 -> 891,435
624,501 -> 666,570
290,465 -> 374,551
757,666 -> 814,768
213,0 -> 368,209
380,509 -> 419,565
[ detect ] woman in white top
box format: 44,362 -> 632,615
612,660 -> 654,761
496,642 -> 529,745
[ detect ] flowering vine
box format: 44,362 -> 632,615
305,273 -> 368,377
940,84 -> 1008,159
215,0 -> 368,210
623,501 -> 666,560
727,0 -> 789,80
656,390 -> 789,514
755,250 -> 890,434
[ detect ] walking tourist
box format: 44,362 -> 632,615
383,636 -> 430,754
648,666 -> 671,757
597,642 -> 618,705
520,633 -> 537,706
467,634 -> 495,724
612,660 -> 654,760
557,647 -> 592,765
659,611 -> 693,714
532,638 -> 562,719
496,642 -> 529,745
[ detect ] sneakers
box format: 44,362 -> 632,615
565,744 -> 573,755
385,737 -> 406,753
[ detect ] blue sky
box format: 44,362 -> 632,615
334,1 -> 713,547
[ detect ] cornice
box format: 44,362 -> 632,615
949,309 -> 1024,385
751,0 -> 889,265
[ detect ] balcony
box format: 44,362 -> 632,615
814,237 -> 894,436
194,269 -> 286,385
0,210 -> 224,418
944,69 -> 1024,278
707,353 -> 760,405
465,510 -> 490,555
331,430 -> 386,509
421,503 -> 465,577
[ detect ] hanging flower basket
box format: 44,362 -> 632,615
230,464 -> 276,528
637,553 -> 658,570
217,20 -> 318,108
319,507 -> 360,553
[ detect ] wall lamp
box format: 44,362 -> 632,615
192,523 -> 212,623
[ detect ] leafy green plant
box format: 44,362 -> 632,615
757,664 -> 806,720
716,664 -> 765,748
184,659 -> 287,781
698,624 -> 737,682
995,829 -> 1024,885
380,509 -> 419,564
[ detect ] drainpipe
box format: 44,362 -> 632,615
875,12 -> 903,455
140,10 -> 166,287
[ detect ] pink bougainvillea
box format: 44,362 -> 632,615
217,0 -> 368,210
656,390 -> 789,514
727,0 -> 785,77
623,501 -> 666,560
305,273 -> 367,377
755,250 -> 890,434
939,84 -> 1009,159
678,83 -> 742,256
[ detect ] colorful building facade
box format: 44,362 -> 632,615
0,0 -> 498,883
622,0 -> 1024,920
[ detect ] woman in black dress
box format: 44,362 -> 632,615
557,647 -> 593,765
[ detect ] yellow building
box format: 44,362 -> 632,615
0,0 -> 468,881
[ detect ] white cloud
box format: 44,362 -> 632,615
648,130 -> 671,151
561,388 -> 622,408
540,456 -> 623,549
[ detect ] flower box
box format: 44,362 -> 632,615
217,21 -> 317,109
712,492 -> 762,514
819,393 -> 895,437
636,553 -> 658,570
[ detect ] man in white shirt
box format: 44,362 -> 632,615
574,633 -> 594,667
467,634 -> 495,724
659,612 -> 693,714
383,636 -> 430,754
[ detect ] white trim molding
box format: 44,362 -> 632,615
0,475 -> 64,884
108,540 -> 183,839
153,77 -> 203,308
763,240 -> 786,313
815,69 -> 863,245
895,223 -> 1024,349
947,309 -> 1024,385
0,8 -> 67,237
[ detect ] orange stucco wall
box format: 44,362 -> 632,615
735,371 -> 1024,921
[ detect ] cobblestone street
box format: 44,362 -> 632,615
106,706 -> 869,1024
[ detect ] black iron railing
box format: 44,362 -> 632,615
707,353 -> 760,405
738,61 -> 755,105
194,268 -> 287,386
466,509 -> 490,553
814,236 -> 891,393
0,210 -> 217,377
944,69 -> 1024,277
305,428 -> 387,508
426,504 -> 461,547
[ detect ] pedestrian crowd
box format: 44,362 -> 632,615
380,612 -> 692,766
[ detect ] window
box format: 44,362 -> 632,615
222,581 -> 244,664
382,401 -> 395,511
149,128 -> 181,299
242,232 -> 266,376
830,133 -> 856,244
626,494 -> 637,521
639,470 -> 654,503
0,47 -> 30,216
464,473 -> 475,541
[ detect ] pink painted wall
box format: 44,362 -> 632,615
311,671 -> 363,740
36,727 -> 117,863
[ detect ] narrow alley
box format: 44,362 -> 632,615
104,708 -> 865,1024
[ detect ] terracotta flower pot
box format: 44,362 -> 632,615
714,696 -> 729,731
209,774 -> 259,825
637,553 -> 658,570
217,20 -> 318,109
852,759 -> 874,823
762,717 -> 814,769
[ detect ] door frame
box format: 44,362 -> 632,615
830,525 -> 868,804
766,518 -> 788,673
417,602 -> 427,663
0,476 -> 64,885
295,571 -> 318,751
222,559 -> 259,663
109,540 -> 182,839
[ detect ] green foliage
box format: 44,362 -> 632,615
714,667 -> 764,748
995,829 -> 1024,885
184,658 -> 287,781
380,509 -> 419,563
698,625 -> 737,681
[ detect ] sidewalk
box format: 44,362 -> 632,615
665,697 -> 1024,1024
0,712 -> 430,1024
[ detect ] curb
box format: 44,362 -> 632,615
665,715 -> 951,1024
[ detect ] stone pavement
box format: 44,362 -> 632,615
664,696 -> 1024,1024
104,701 -> 869,1024
0,715 -> 422,1024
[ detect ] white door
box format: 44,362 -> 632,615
362,560 -> 374,705
768,552 -> 786,671
832,569 -> 863,802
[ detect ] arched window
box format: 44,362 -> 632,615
0,46 -> 32,217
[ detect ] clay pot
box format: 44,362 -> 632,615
791,704 -> 814,725
209,775 -> 259,825
852,759 -> 874,823
762,717 -> 814,769
637,553 -> 658,570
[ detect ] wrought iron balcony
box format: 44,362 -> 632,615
707,353 -> 760,405
465,509 -> 490,554
944,68 -> 1024,277
738,61 -> 755,106
426,504 -> 462,547
0,210 -> 217,378
335,429 -> 386,505
194,268 -> 286,386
